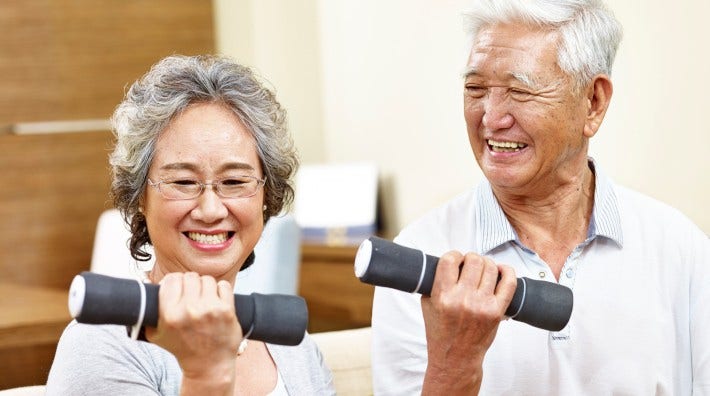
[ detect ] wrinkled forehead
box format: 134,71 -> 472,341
464,23 -> 563,81
472,22 -> 560,56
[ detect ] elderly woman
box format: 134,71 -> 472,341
47,55 -> 334,395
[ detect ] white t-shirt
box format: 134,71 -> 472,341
372,163 -> 709,395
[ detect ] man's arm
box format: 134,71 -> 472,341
420,252 -> 517,395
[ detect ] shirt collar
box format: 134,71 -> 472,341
588,158 -> 624,247
475,180 -> 517,253
475,158 -> 623,254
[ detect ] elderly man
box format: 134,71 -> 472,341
371,0 -> 709,394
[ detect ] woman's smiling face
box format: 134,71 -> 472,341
143,102 -> 265,284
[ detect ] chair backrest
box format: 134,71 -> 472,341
311,327 -> 373,396
235,214 -> 301,295
0,385 -> 46,396
90,209 -> 301,294
90,209 -> 149,278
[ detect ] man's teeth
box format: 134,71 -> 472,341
187,232 -> 228,244
488,139 -> 528,152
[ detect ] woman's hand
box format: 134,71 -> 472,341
145,272 -> 241,394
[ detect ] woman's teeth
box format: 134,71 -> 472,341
488,139 -> 528,152
187,232 -> 228,244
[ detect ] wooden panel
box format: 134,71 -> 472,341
0,1 -> 215,388
0,283 -> 71,349
0,283 -> 71,389
299,244 -> 375,332
0,0 -> 214,289
0,131 -> 114,288
0,0 -> 214,124
0,343 -> 58,389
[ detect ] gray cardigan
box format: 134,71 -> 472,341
46,321 -> 335,395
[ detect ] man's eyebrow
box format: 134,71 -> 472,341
461,67 -> 540,90
510,71 -> 539,89
461,66 -> 479,79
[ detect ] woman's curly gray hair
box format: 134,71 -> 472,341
109,55 -> 298,264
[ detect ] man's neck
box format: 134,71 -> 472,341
492,165 -> 596,279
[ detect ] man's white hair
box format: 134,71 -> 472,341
463,0 -> 623,91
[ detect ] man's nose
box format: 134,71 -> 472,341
481,89 -> 514,131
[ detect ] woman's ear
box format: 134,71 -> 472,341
138,194 -> 146,213
583,74 -> 613,138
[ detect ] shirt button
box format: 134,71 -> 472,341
538,271 -> 546,278
565,268 -> 575,278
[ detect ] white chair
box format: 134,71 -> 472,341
311,327 -> 373,395
0,385 -> 45,396
90,209 -> 150,278
90,209 -> 301,295
234,214 -> 301,295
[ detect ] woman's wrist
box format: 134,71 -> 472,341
180,360 -> 236,396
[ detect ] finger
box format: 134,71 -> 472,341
458,253 -> 485,287
217,280 -> 234,305
495,264 -> 518,311
217,280 -> 238,327
431,251 -> 464,295
181,272 -> 201,302
159,273 -> 184,310
153,273 -> 183,338
200,275 -> 218,300
477,256 -> 500,293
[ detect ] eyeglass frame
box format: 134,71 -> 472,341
147,176 -> 267,200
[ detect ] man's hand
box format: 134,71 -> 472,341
421,252 -> 517,395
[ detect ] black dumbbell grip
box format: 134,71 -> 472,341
69,271 -> 307,345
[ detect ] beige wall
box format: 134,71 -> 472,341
214,0 -> 710,235
213,0 -> 325,163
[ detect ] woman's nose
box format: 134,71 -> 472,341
191,186 -> 229,223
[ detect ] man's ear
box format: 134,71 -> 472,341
583,74 -> 613,138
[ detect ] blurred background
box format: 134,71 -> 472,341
0,0 -> 707,389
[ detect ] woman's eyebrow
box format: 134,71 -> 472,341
219,162 -> 256,172
158,162 -> 255,172
159,162 -> 198,171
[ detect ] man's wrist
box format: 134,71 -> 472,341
422,361 -> 482,396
